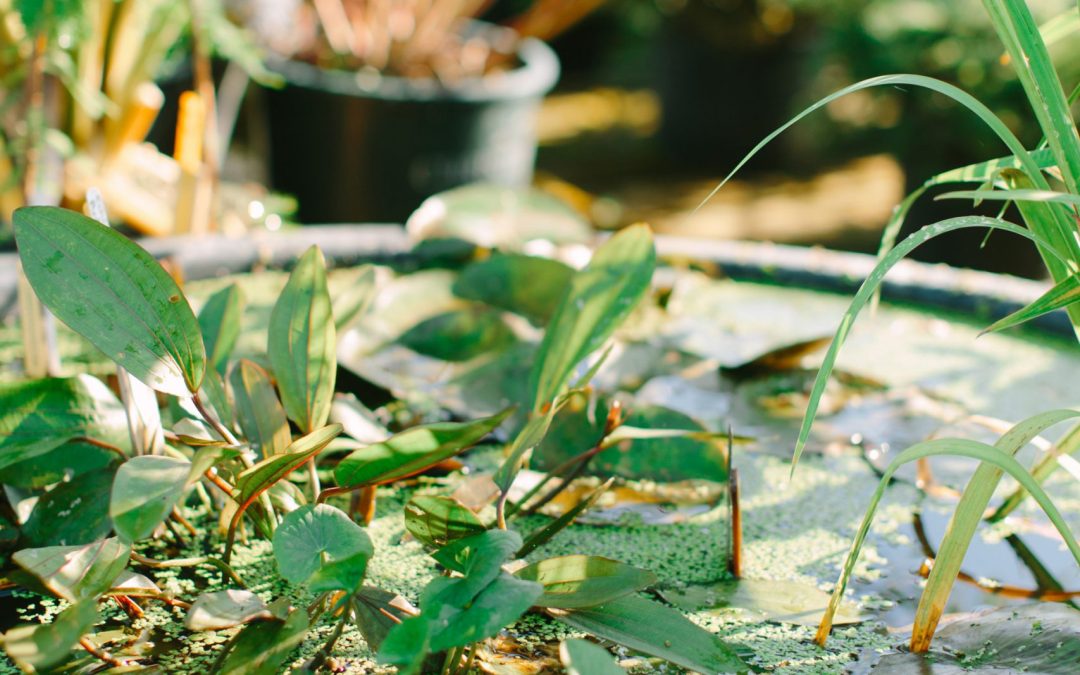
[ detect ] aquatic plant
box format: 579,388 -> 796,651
0,205 -> 750,672
705,0 -> 1080,653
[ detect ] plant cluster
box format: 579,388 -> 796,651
0,206 -> 752,673
703,0 -> 1080,654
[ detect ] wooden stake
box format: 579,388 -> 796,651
173,90 -> 210,234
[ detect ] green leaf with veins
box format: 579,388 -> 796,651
516,555 -> 657,609
198,283 -> 244,375
14,206 -> 205,396
273,504 -> 373,590
404,495 -> 486,549
13,537 -> 130,602
268,245 -> 336,433
110,455 -> 191,542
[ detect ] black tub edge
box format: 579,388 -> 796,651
0,225 -> 1071,338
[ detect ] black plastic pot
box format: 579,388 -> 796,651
262,31 -> 559,225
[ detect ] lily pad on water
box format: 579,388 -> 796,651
865,603 -> 1080,673
659,578 -> 866,626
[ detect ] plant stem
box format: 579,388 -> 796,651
80,637 -> 135,668
193,391 -> 238,445
71,436 -> 127,460
440,645 -> 464,675
130,552 -> 247,588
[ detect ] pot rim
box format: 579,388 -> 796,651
267,23 -> 560,104
0,225 -> 1069,339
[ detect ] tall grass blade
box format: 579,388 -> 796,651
991,420 -> 1080,522
815,437 -> 1080,646
982,273 -> 1080,334
792,216 -> 1066,469
910,409 -> 1080,652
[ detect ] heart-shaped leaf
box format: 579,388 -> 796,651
198,284 -> 244,374
273,504 -> 373,591
454,253 -> 573,325
13,537 -> 130,602
548,594 -> 750,674
186,589 -> 271,631
529,224 -> 655,411
516,556 -> 657,609
230,359 -> 291,457
110,455 -> 191,542
404,495 -> 486,549
334,409 -> 511,488
2,599 -> 98,672
268,245 -> 336,433
14,206 -> 205,396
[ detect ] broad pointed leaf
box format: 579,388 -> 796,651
548,594 -> 750,674
334,409 -> 511,488
13,537 -> 130,602
560,639 -> 624,675
352,586 -> 419,652
268,245 -> 336,433
529,224 -> 656,411
110,455 -> 191,542
230,359 -> 291,457
187,589 -> 271,631
199,284 -> 244,374
516,555 -> 656,609
23,468 -> 114,547
14,206 -> 205,396
235,424 -> 342,507
454,253 -> 573,325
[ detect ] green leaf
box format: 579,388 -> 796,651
2,599 -> 98,672
376,612 -> 431,675
560,639 -> 624,675
0,375 -> 129,472
186,590 -> 271,631
229,359 -> 291,457
235,424 -> 342,507
910,409 -> 1080,651
454,253 -> 574,325
493,396 -> 567,495
333,265 -> 377,331
598,406 -> 728,482
272,504 -> 373,590
516,555 -> 657,609
431,529 -> 521,588
427,573 -> 541,652
213,607 -> 308,675
404,495 -> 486,549
334,409 -> 511,488
352,586 -> 419,653
660,579 -> 864,627
14,206 -> 206,396
0,439 -> 118,489
23,468 -> 114,547
268,245 -> 336,433
548,594 -> 750,674
110,455 -> 191,543
793,216 -> 1066,469
398,307 -> 515,361
983,273 -> 1080,334
199,284 -> 244,375
815,436 -> 1080,645
188,446 -> 242,484
529,224 -> 656,411
13,537 -> 130,602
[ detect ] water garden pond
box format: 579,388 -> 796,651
2,256 -> 1079,674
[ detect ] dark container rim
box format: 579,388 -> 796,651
267,25 -> 560,103
0,224 -> 1070,339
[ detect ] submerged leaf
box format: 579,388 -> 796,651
660,579 -> 864,626
398,306 -> 515,361
14,206 -> 205,396
560,638 -> 624,675
454,253 -> 574,325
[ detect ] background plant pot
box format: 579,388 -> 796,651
262,33 -> 559,225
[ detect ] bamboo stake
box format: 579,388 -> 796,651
104,82 -> 164,161
173,90 -> 209,235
